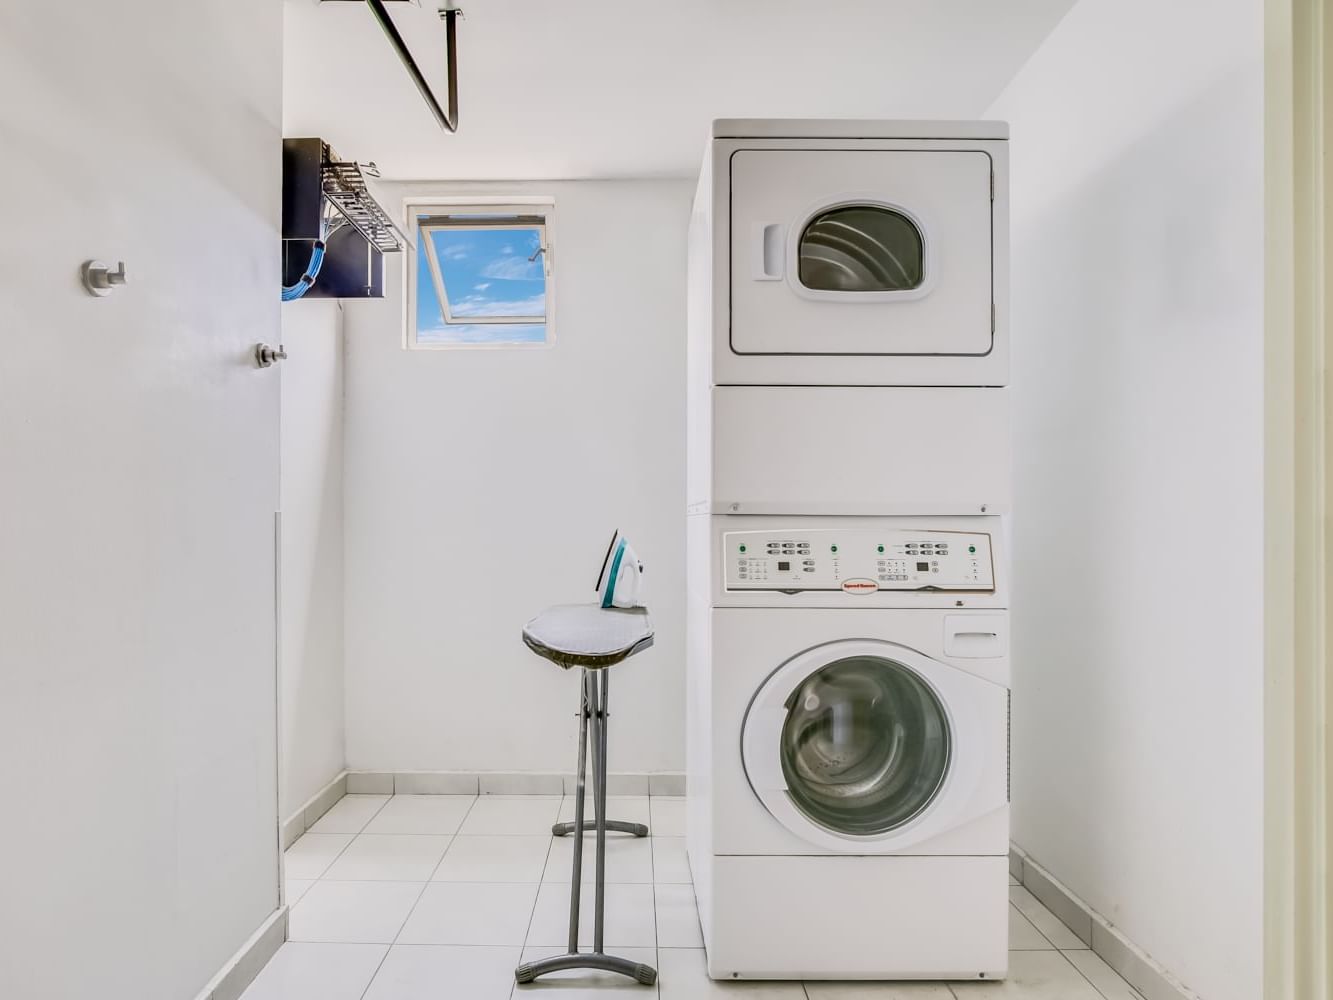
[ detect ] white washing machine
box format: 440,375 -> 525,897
686,515 -> 1010,981
688,119 -> 1009,390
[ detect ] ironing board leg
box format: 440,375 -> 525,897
551,669 -> 648,839
515,667 -> 657,988
552,819 -> 648,837
516,951 -> 657,986
592,668 -> 608,952
566,670 -> 591,954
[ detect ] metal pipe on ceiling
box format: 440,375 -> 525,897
359,0 -> 461,133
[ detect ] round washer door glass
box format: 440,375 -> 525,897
798,205 -> 925,292
780,654 -> 950,836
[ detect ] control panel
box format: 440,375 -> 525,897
724,528 -> 994,592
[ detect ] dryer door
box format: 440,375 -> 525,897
741,639 -> 1001,852
730,149 -> 993,357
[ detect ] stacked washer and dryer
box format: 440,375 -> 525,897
685,120 -> 1012,982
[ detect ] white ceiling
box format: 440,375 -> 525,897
283,0 -> 1076,180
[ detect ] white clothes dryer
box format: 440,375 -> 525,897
688,119 -> 1009,389
686,515 -> 1010,981
686,120 -> 1012,522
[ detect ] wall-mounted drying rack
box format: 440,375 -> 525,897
322,0 -> 462,134
322,158 -> 406,255
281,138 -> 407,300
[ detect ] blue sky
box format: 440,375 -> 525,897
417,220 -> 547,345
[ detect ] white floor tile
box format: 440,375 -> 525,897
1062,949 -> 1146,1000
653,883 -> 703,948
804,981 -> 953,998
459,796 -> 564,836
308,795 -> 391,834
284,833 -> 355,880
288,881 -> 425,944
285,878 -> 316,906
434,835 -> 552,883
515,946 -> 659,998
364,796 -> 477,835
657,947 -> 805,998
239,942 -> 387,1000
527,882 -> 657,948
651,838 -> 691,884
1008,886 -> 1085,950
1008,905 -> 1055,951
950,951 -> 1101,998
323,834 -> 452,882
545,834 -> 654,884
362,944 -> 521,1000
557,795 -> 652,827
397,881 -> 540,945
648,798 -> 686,837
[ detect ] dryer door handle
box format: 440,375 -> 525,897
754,224 -> 785,281
742,706 -> 789,790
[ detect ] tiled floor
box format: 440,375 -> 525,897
243,793 -> 1144,1000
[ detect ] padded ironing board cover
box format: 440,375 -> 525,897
522,604 -> 654,669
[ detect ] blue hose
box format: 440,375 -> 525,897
282,235 -> 327,301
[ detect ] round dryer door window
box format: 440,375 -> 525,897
797,205 -> 925,293
775,654 -> 951,837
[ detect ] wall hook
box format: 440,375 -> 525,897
82,260 -> 128,297
255,343 -> 288,368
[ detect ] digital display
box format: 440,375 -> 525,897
916,561 -> 930,571
778,561 -> 790,571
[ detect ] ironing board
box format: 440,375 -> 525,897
514,603 -> 657,987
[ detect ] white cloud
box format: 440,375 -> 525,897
418,323 -> 546,345
473,282 -> 491,291
451,292 -> 546,318
441,242 -> 471,260
480,255 -> 542,281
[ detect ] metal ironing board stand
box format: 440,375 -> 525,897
514,661 -> 656,987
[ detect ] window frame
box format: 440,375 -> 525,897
404,199 -> 556,350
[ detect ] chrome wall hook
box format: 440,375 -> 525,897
81,260 -> 128,297
255,343 -> 288,368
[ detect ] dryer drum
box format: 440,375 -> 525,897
780,655 -> 950,836
797,206 -> 925,292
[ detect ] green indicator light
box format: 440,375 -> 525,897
877,544 -> 885,553
739,544 -> 747,553
831,544 -> 838,553
969,545 -> 976,553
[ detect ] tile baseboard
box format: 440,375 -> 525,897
191,905 -> 287,1000
281,770 -> 349,850
1009,844 -> 1200,1000
343,770 -> 686,797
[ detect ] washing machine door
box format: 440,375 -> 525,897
741,639 -> 996,852
730,149 -> 994,358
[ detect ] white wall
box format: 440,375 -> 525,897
0,4 -> 283,999
343,180 -> 690,774
987,3 -> 1264,999
280,301 -> 346,818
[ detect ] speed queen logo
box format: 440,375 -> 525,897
840,578 -> 879,594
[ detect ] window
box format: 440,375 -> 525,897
797,204 -> 924,293
407,203 -> 553,348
